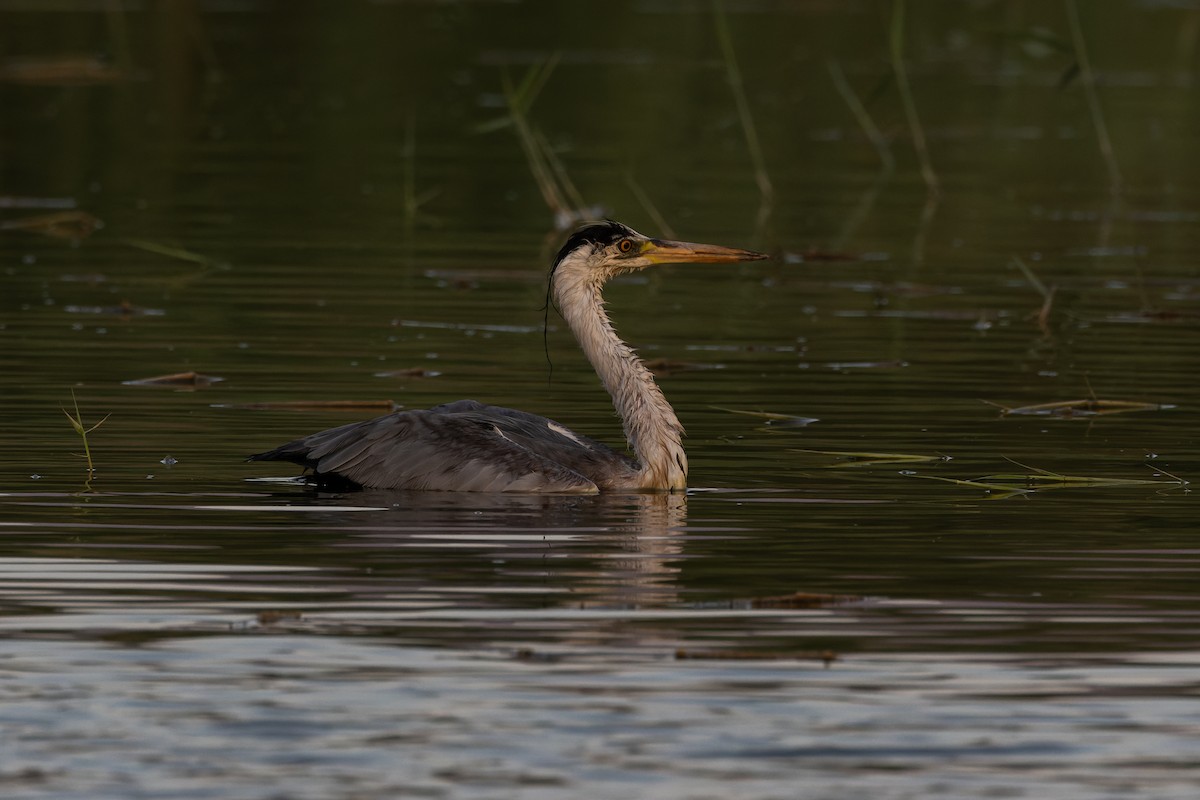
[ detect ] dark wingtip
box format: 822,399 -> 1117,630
246,445 -> 312,467
246,446 -> 286,462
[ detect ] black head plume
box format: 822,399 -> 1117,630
550,220 -> 637,270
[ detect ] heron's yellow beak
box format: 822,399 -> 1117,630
641,238 -> 768,265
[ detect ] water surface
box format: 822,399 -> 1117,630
2,2 -> 1198,797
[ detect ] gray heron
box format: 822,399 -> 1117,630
248,221 -> 767,492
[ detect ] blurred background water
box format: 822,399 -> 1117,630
1,1 -> 1198,797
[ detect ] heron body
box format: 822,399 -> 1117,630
248,221 -> 767,493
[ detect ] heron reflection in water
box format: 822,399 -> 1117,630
249,221 -> 767,492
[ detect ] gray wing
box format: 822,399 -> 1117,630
442,401 -> 640,489
248,400 -> 636,493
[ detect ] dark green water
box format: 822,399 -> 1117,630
2,2 -> 1198,798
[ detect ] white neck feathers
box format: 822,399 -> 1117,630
552,255 -> 688,490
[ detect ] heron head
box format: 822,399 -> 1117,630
551,220 -> 767,282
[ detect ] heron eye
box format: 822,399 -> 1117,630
618,239 -> 634,254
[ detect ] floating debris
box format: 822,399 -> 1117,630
160,455 -> 178,467
908,474 -> 1034,496
393,319 -> 542,334
374,367 -> 441,379
796,449 -> 947,468
984,398 -> 1173,418
512,648 -> 563,663
821,359 -> 908,371
217,400 -> 399,412
123,371 -> 225,388
65,301 -> 165,317
749,591 -> 861,609
257,610 -> 303,625
1,210 -> 101,239
977,459 -> 1187,489
910,458 -> 1187,495
0,55 -> 128,85
124,238 -> 223,266
712,406 -> 819,427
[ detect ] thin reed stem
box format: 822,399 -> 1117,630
890,0 -> 939,195
624,171 -> 676,239
1065,0 -> 1122,190
713,0 -> 773,201
827,60 -> 895,173
501,68 -> 569,218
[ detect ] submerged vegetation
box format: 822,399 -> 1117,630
910,458 -> 1188,498
983,398 -> 1173,418
796,449 -> 948,468
479,55 -> 605,229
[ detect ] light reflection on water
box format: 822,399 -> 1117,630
2,489 -> 1197,656
3,636 -> 1199,799
2,454 -> 1198,797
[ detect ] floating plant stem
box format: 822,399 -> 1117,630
796,449 -> 944,468
712,406 -> 818,427
124,238 -> 219,266
983,398 -> 1169,418
1146,463 -> 1189,485
909,458 -> 1185,496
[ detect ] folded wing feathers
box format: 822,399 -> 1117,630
250,402 -> 619,493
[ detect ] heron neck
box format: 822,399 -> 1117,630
554,270 -> 687,490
